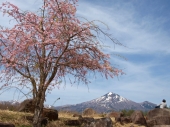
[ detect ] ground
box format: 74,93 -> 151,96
0,109 -> 146,127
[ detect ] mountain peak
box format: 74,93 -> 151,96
91,92 -> 128,104
108,92 -> 113,96
103,92 -> 128,102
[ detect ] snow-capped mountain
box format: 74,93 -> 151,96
0,100 -> 20,105
55,92 -> 156,113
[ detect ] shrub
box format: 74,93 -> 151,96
142,111 -> 148,116
121,109 -> 135,116
0,102 -> 19,111
121,109 -> 148,117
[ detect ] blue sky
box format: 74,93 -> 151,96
0,0 -> 170,107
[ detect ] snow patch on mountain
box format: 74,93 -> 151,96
94,92 -> 129,103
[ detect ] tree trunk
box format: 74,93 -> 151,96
32,90 -> 45,127
33,106 -> 42,127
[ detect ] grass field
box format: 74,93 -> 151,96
0,109 -> 146,127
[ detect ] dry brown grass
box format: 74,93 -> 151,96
115,122 -> 146,127
0,109 -> 147,127
0,109 -> 32,127
47,111 -> 147,127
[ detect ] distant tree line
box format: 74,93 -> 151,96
0,102 -> 19,111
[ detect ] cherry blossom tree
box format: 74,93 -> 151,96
0,0 -> 123,126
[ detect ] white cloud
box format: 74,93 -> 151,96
77,1 -> 170,55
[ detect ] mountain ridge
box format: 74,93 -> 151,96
55,92 -> 156,113
0,92 -> 157,113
